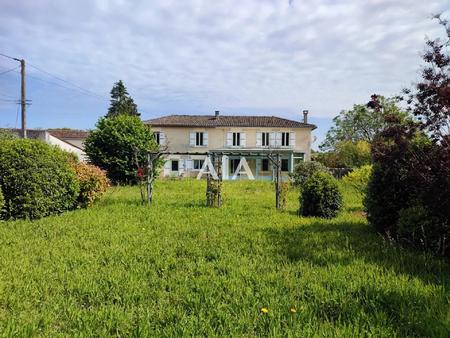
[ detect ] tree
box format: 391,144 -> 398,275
314,140 -> 371,168
84,115 -> 159,184
320,96 -> 407,151
106,80 -> 139,118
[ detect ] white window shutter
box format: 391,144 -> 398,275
289,132 -> 295,148
269,132 -> 276,147
203,132 -> 208,146
160,132 -> 166,146
226,132 -> 233,146
256,132 -> 262,147
275,132 -> 282,147
241,133 -> 246,147
189,132 -> 196,146
185,159 -> 193,170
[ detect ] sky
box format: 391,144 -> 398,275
0,0 -> 448,148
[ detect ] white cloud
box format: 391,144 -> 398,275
0,0 -> 448,123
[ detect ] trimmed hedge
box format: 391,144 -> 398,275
71,161 -> 110,208
0,139 -> 79,220
301,171 -> 343,218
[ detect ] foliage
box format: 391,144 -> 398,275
106,80 -> 139,118
0,139 -> 79,220
403,14 -> 450,145
290,161 -> 329,187
365,18 -> 450,257
301,172 -> 343,218
342,165 -> 372,196
0,180 -> 447,337
0,187 -> 3,215
0,129 -> 17,140
84,115 -> 159,184
70,161 -> 110,208
279,181 -> 289,209
315,140 -> 371,168
320,96 -> 408,151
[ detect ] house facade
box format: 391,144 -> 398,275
145,111 -> 316,180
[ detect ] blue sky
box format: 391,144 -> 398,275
0,0 -> 448,148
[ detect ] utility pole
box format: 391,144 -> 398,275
20,59 -> 26,138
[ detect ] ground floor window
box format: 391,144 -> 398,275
171,160 -> 179,171
193,159 -> 204,170
261,158 -> 269,171
230,159 -> 240,172
281,158 -> 289,171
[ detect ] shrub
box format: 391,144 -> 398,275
290,161 -> 329,188
397,206 -> 449,255
0,187 -> 4,216
71,161 -> 110,208
84,115 -> 160,184
0,139 -> 79,220
342,165 -> 372,196
279,181 -> 289,210
301,172 -> 343,218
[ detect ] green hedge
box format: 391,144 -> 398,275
301,172 -> 343,218
0,187 -> 4,215
0,139 -> 79,220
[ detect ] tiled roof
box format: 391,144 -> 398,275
144,115 -> 316,129
47,129 -> 89,139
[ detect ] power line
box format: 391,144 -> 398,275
0,52 -> 19,61
0,66 -> 19,76
27,63 -> 108,100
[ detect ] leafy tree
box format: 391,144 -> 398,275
84,115 -> 159,184
320,96 -> 407,151
106,80 -> 139,118
315,140 -> 371,168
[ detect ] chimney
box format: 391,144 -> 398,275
302,109 -> 309,124
215,110 -> 220,118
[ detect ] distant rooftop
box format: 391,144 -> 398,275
144,114 -> 316,129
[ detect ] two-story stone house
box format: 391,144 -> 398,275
144,111 -> 316,180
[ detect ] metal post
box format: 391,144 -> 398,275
147,153 -> 153,205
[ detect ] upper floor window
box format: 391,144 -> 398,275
196,132 -> 204,146
189,131 -> 208,147
227,132 -> 246,147
233,132 -> 241,146
281,132 -> 290,147
262,132 -> 269,146
154,131 -> 166,145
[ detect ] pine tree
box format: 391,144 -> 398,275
106,80 -> 140,118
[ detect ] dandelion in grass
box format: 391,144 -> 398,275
260,307 -> 269,314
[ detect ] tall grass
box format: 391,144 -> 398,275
0,180 -> 448,336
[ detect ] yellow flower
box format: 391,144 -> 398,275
290,308 -> 297,313
260,307 -> 269,314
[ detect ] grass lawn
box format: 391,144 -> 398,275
0,180 -> 449,337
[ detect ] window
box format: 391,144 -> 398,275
233,132 -> 241,147
154,132 -> 161,145
261,159 -> 269,171
171,160 -> 179,171
196,132 -> 204,146
193,159 -> 204,170
281,159 -> 289,171
230,159 -> 240,172
281,132 -> 290,147
262,132 -> 269,146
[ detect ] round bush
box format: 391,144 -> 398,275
0,139 -> 79,220
71,161 -> 110,208
290,161 -> 329,188
84,115 -> 159,184
301,172 -> 343,218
